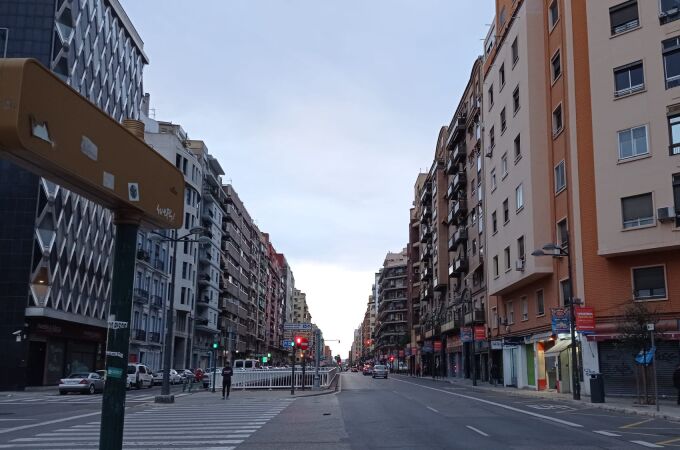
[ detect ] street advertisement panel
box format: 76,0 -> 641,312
433,340 -> 442,352
575,306 -> 596,333
551,308 -> 571,334
491,340 -> 503,350
461,327 -> 473,342
422,341 -> 433,353
474,325 -> 486,341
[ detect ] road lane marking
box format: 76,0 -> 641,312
426,406 -> 439,413
622,419 -> 655,429
655,436 -> 680,445
630,440 -> 663,448
0,412 -> 100,435
594,430 -> 621,437
466,425 -> 489,437
391,377 -> 583,428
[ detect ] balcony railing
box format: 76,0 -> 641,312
154,259 -> 165,271
452,172 -> 466,194
136,250 -> 150,262
133,329 -> 146,341
133,288 -> 149,300
453,199 -> 468,222
149,332 -> 161,343
452,143 -> 466,164
464,308 -> 486,325
150,295 -> 163,308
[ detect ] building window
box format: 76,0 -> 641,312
663,36 -> 680,89
618,125 -> 648,160
552,104 -> 563,136
511,37 -> 519,65
560,279 -> 571,306
491,168 -> 497,191
492,307 -> 498,328
621,193 -> 654,228
614,61 -> 645,97
549,0 -> 559,28
633,266 -> 667,300
521,297 -> 528,321
610,1 -> 639,35
506,300 -> 514,324
503,199 -> 509,223
501,153 -> 508,177
557,218 -> 569,247
513,86 -> 520,113
555,160 -> 566,193
477,154 -> 482,174
673,173 -> 680,227
515,183 -> 524,211
660,0 -> 680,25
472,239 -> 477,255
504,246 -> 511,271
514,134 -> 521,161
493,256 -> 499,278
517,235 -> 525,262
551,50 -> 562,81
478,179 -> 483,202
669,114 -> 680,155
499,63 -> 506,88
488,84 -> 494,109
489,126 -> 495,148
492,211 -> 498,233
536,290 -> 545,316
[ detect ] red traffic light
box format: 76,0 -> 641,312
295,336 -> 302,345
389,356 -> 395,361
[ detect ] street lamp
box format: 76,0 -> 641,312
151,226 -> 209,403
531,233 -> 580,400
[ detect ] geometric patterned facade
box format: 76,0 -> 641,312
0,0 -> 148,388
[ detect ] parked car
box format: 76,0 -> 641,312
176,369 -> 195,382
362,365 -> 373,376
127,364 -> 153,389
152,369 -> 181,385
372,364 -> 388,379
233,359 -> 260,370
351,366 -> 358,373
95,370 -> 107,384
59,372 -> 104,395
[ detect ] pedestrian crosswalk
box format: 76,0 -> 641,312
0,393 -> 191,405
0,397 -> 294,449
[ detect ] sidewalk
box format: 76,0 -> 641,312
402,374 -> 680,422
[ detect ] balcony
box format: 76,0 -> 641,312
419,226 -> 431,243
136,249 -> 150,262
452,227 -> 467,247
452,199 -> 468,222
420,266 -> 432,281
449,256 -> 468,276
203,186 -> 219,200
420,206 -> 431,221
198,273 -> 212,286
452,143 -> 466,165
197,296 -> 211,308
446,158 -> 461,175
150,295 -> 163,309
199,251 -> 212,265
420,245 -> 431,261
153,259 -> 165,271
133,288 -> 149,302
133,329 -> 146,341
148,332 -> 161,343
464,308 -> 486,325
452,172 -> 466,194
420,183 -> 432,203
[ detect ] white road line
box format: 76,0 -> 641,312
0,439 -> 243,448
426,406 -> 439,413
466,425 -> 489,437
593,430 -> 621,437
12,434 -> 252,442
391,378 -> 583,428
630,441 -> 663,448
0,411 -> 100,434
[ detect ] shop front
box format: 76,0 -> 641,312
26,319 -> 106,386
446,334 -> 463,378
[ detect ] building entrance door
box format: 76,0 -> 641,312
27,341 -> 46,386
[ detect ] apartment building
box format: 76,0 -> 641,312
292,289 -> 312,323
0,0 -> 148,388
407,175 -> 428,372
445,57 -> 487,381
374,249 -> 408,366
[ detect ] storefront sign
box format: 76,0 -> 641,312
575,307 -> 595,333
461,327 -> 473,342
107,367 -> 123,379
422,341 -> 433,353
551,308 -> 571,334
474,325 -> 486,341
503,336 -> 524,346
447,335 -> 461,350
491,340 -> 503,350
433,340 -> 442,352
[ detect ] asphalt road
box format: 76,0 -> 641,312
3,374 -> 680,449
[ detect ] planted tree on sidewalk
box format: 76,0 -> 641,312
616,302 -> 659,405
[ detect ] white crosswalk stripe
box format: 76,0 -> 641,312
0,394 -> 160,405
0,398 -> 294,449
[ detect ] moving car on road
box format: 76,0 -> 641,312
59,372 -> 104,395
372,364 -> 388,379
127,364 -> 153,389
362,365 -> 373,376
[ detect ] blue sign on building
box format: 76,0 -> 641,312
551,308 -> 571,334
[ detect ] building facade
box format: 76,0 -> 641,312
374,250 -> 408,368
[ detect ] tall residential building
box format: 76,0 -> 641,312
143,117 -> 204,369
374,249 -> 408,366
189,141 -> 224,368
292,289 -> 311,323
407,174 -> 427,372
445,57 -> 486,381
0,0 -> 148,388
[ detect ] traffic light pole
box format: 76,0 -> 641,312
290,346 -> 295,395
211,348 -> 217,393
313,328 -> 321,390
301,352 -> 306,391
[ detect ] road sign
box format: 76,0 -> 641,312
284,322 -> 312,331
282,339 -> 293,347
299,338 -> 309,350
0,59 -> 184,228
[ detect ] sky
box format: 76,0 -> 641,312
120,0 -> 494,359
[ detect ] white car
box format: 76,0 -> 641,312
59,372 -> 104,395
127,364 -> 153,389
153,369 -> 181,385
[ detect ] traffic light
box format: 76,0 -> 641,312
295,336 -> 303,347
212,342 -> 218,349
267,353 -> 271,358
262,356 -> 268,363
389,355 -> 395,362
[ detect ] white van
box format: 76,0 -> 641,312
127,364 -> 153,389
233,359 -> 260,370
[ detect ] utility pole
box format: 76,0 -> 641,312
649,324 -> 659,412
313,328 -> 321,390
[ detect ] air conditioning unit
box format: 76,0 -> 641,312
515,259 -> 525,272
657,207 -> 676,222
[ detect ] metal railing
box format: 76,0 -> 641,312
208,367 -> 338,391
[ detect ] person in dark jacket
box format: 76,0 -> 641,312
222,363 -> 234,399
673,364 -> 680,405
490,363 -> 500,387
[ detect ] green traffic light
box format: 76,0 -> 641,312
212,342 -> 218,349
267,353 -> 271,358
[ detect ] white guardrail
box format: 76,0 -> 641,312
208,367 -> 338,390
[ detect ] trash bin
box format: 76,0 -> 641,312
590,373 -> 605,403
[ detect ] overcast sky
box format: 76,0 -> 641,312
121,0 -> 494,358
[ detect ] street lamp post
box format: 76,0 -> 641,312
152,227 -> 207,403
531,233 -> 580,401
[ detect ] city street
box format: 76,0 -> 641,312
4,374 -> 680,448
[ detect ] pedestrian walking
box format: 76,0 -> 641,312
222,362 -> 233,400
673,364 -> 680,405
490,362 -> 500,387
